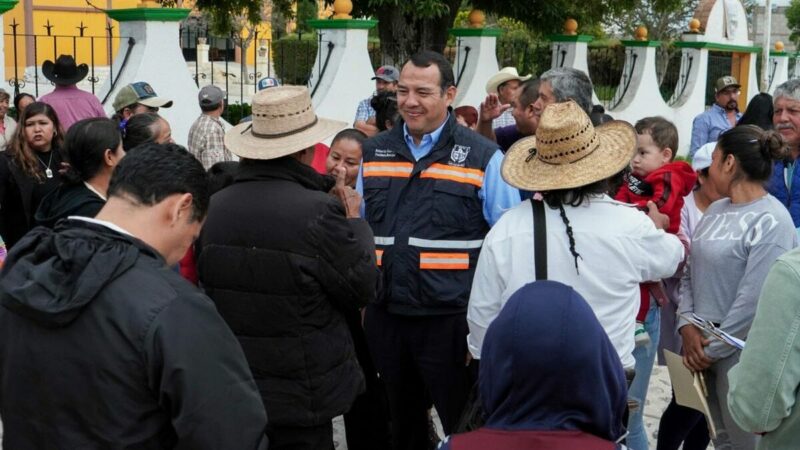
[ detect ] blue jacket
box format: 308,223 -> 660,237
361,115 -> 498,315
767,159 -> 800,227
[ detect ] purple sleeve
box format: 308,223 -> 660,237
494,125 -> 521,153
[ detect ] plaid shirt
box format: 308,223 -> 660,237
188,114 -> 234,170
492,109 -> 516,129
354,96 -> 376,123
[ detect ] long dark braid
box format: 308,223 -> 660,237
555,203 -> 581,274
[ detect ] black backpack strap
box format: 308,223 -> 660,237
531,198 -> 547,280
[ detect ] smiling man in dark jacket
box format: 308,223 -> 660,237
198,86 -> 378,450
0,143 -> 268,449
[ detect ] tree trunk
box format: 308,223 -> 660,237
376,0 -> 461,66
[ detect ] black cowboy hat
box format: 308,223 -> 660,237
42,55 -> 89,86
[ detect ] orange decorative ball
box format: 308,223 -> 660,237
564,18 -> 578,35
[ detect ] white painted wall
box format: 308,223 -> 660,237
98,20 -> 201,147
307,27 -> 374,128
452,35 -> 499,109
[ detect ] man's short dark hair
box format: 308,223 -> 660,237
404,51 -> 455,93
635,116 -> 679,159
518,79 -> 540,108
108,143 -> 210,221
200,101 -> 222,113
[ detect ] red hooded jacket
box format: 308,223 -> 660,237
615,161 -> 697,234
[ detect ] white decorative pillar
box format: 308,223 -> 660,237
548,20 -> 598,105
307,18 -> 376,126
767,42 -> 789,94
197,38 -> 210,66
449,10 -> 500,109
101,5 -> 199,147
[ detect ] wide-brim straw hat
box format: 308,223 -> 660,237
485,67 -> 532,94
225,86 -> 346,160
502,100 -> 636,191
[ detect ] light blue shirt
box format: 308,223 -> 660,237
356,116 -> 520,225
690,103 -> 741,157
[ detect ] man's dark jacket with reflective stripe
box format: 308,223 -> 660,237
362,114 -> 496,315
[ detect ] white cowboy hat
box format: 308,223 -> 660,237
225,86 -> 346,160
502,100 -> 636,191
485,67 -> 533,94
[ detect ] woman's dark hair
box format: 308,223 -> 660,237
7,101 -> 65,180
371,91 -> 399,131
62,118 -> 122,185
737,93 -> 774,130
590,104 -> 614,126
13,93 -> 34,113
331,128 -> 367,148
122,112 -> 163,151
717,125 -> 787,183
541,173 -> 622,274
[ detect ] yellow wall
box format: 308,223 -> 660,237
4,0 -> 140,80
2,0 -> 323,78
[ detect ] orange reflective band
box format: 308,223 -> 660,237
363,162 -> 414,178
419,252 -> 469,270
376,249 -> 384,267
420,163 -> 484,187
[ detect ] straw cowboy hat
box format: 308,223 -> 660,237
42,55 -> 89,86
501,100 -> 636,191
225,86 -> 346,160
485,67 -> 532,94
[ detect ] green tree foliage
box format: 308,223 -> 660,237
788,0 -> 800,48
471,0 -> 635,35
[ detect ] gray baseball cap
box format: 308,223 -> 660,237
198,85 -> 225,107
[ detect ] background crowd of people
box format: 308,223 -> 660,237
0,49 -> 798,450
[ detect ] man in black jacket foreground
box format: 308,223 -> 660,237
0,143 -> 268,449
198,85 -> 379,450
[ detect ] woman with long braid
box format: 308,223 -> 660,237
467,100 -> 685,383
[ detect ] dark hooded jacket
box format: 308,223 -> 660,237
440,281 -> 628,450
197,156 -> 378,427
34,182 -> 105,227
0,219 -> 268,449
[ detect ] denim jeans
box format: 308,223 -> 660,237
627,301 -> 661,450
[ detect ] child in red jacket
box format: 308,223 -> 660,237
615,117 -> 696,346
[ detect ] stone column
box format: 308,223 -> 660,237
101,5 -> 197,146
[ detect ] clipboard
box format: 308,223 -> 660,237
679,313 -> 746,350
664,350 -> 717,439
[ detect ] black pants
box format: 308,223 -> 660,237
343,309 -> 392,450
656,391 -> 711,450
267,422 -> 333,450
364,306 -> 470,450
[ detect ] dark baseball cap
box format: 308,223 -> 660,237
372,65 -> 399,82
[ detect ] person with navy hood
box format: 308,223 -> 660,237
440,281 -> 629,450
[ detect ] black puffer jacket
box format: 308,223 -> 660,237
0,219 -> 268,449
197,157 -> 378,427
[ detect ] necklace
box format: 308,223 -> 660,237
36,151 -> 53,179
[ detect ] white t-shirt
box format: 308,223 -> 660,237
467,196 -> 684,369
681,191 -> 703,239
